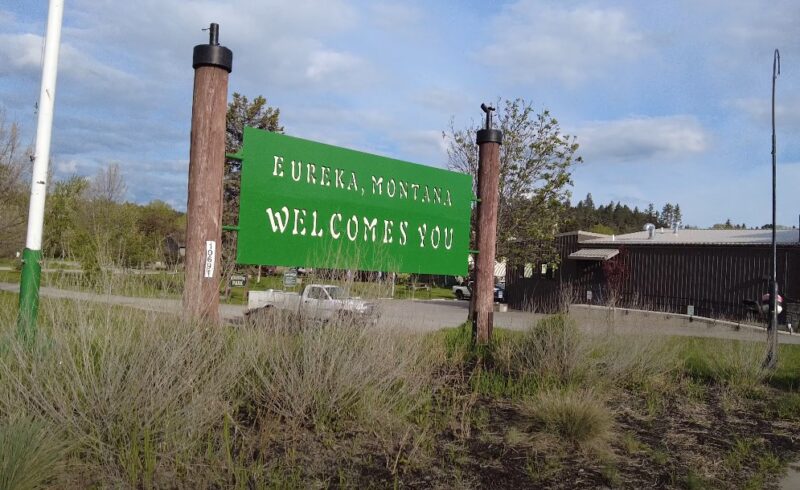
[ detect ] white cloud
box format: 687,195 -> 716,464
729,97 -> 800,130
0,34 -> 43,76
66,0 -> 369,92
55,159 -> 79,174
721,0 -> 800,51
0,33 -> 141,90
480,0 -> 645,84
413,88 -> 470,116
394,129 -> 448,165
576,116 -> 709,163
305,50 -> 367,83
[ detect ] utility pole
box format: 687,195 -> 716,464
183,23 -> 232,323
766,49 -> 780,369
17,0 -> 65,340
473,103 -> 503,344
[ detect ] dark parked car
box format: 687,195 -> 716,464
452,281 -> 506,303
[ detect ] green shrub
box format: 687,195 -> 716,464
589,332 -> 679,388
684,339 -> 768,391
506,314 -> 586,386
521,388 -> 611,447
0,305 -> 240,487
238,315 -> 432,435
0,414 -> 65,490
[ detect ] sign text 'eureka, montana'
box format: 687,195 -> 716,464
236,127 -> 472,275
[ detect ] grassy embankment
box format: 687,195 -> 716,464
1,291 -> 800,489
0,265 -> 456,303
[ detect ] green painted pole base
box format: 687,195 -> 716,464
17,248 -> 42,342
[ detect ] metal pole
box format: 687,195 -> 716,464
766,49 -> 780,369
17,0 -> 65,339
473,104 -> 503,344
183,23 -> 232,323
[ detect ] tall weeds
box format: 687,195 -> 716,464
0,290 -> 431,486
684,338 -> 769,392
239,312 -> 432,436
0,414 -> 65,490
521,388 -> 611,448
0,305 -> 239,486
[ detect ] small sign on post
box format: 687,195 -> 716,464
204,240 -> 216,278
283,269 -> 298,289
230,273 -> 247,288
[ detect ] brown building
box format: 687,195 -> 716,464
506,228 -> 800,325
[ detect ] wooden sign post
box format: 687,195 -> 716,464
183,23 -> 232,323
473,104 -> 502,344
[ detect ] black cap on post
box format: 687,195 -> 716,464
476,103 -> 503,144
193,22 -> 233,73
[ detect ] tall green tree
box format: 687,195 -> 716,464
445,98 -> 582,265
224,93 -> 283,225
74,166 -> 155,273
43,176 -> 89,259
645,203 -> 658,224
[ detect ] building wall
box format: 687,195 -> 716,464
606,244 -> 798,320
508,236 -> 800,322
506,233 -> 582,312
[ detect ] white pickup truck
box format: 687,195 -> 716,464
246,284 -> 378,324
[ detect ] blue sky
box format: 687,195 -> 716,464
1,0 -> 799,227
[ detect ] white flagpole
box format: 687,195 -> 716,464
18,0 -> 65,336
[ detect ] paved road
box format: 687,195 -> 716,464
1,282 -> 796,344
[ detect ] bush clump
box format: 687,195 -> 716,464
684,338 -> 768,391
500,314 -> 587,386
0,414 -> 65,490
521,388 -> 611,447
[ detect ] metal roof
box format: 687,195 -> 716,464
568,248 -> 620,260
555,230 -> 611,242
583,229 -> 800,246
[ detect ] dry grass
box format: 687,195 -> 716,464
1,288 -> 798,488
588,330 -> 679,388
0,413 -> 65,490
520,388 -> 612,448
238,310 -> 433,435
0,306 -> 239,487
497,314 -> 587,386
683,337 -> 769,392
0,290 -> 431,487
492,314 -> 677,391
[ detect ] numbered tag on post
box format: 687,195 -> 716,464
204,240 -> 216,278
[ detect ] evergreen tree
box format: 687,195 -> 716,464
223,93 -> 283,277
225,93 -> 283,225
645,203 -> 658,224
661,203 -> 675,227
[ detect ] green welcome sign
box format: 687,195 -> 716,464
235,127 -> 472,275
